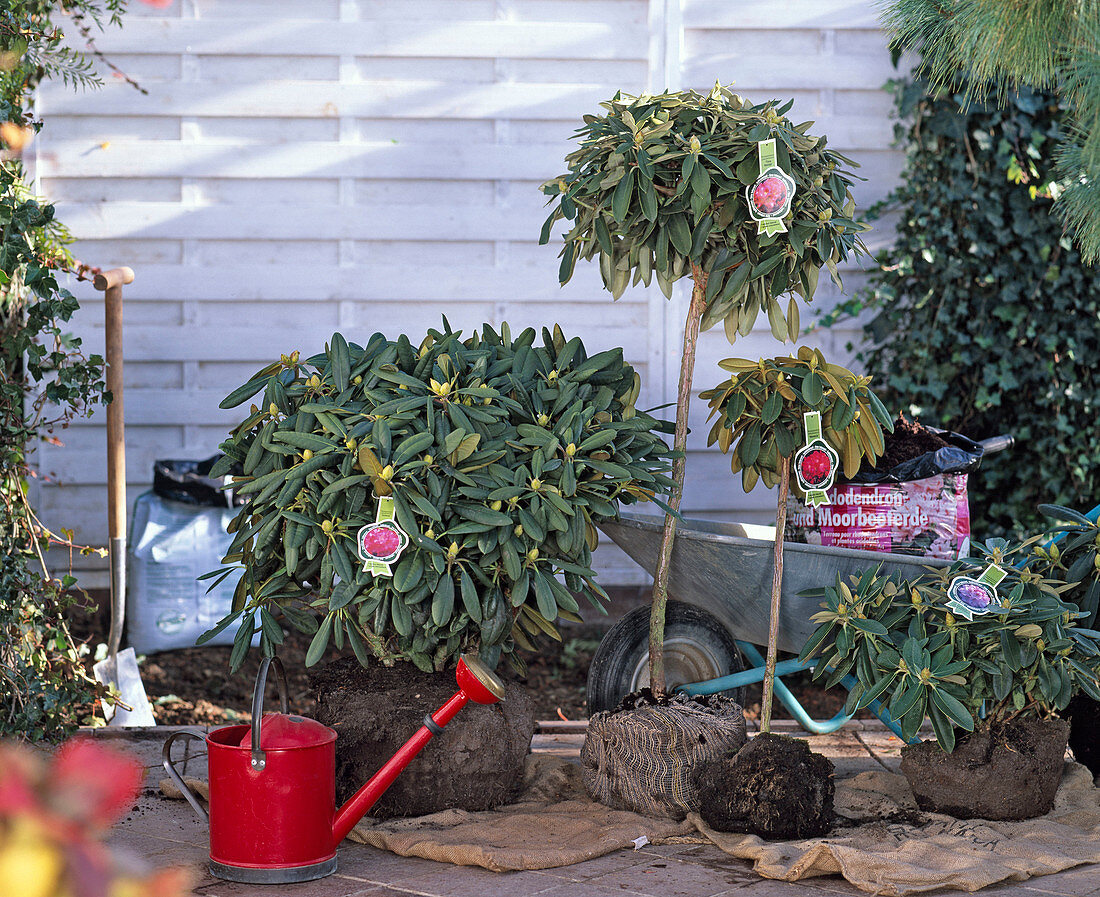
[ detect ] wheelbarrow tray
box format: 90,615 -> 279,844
598,512 -> 950,655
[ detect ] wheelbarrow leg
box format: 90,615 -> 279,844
675,641 -> 918,741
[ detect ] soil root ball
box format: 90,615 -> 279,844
900,718 -> 1069,820
310,657 -> 534,819
694,733 -> 835,840
582,690 -> 746,820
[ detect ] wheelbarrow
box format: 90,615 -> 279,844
586,436 -> 1019,739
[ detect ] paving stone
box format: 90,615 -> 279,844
1014,866 -> 1100,896
584,854 -> 746,897
378,864 -> 564,897
535,847 -> 666,881
334,844 -> 480,884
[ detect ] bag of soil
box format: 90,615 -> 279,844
848,418 -> 984,484
580,692 -> 746,820
127,455 -> 244,654
153,454 -> 244,507
785,419 -> 983,560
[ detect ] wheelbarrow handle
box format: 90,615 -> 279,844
979,434 -> 1014,455
162,731 -> 209,822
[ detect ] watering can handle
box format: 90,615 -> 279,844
250,656 -> 289,772
162,731 -> 209,822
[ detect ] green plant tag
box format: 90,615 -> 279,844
793,411 -> 837,507
357,496 -> 410,577
746,138 -> 796,236
945,564 -> 1007,620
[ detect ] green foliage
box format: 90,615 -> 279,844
206,322 -> 675,674
539,85 -> 866,341
1017,504 -> 1100,630
0,576 -> 104,740
882,0 -> 1100,263
0,1 -> 128,740
700,346 -> 893,493
831,75 -> 1099,538
799,541 -> 1100,752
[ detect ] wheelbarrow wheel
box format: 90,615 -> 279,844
586,601 -> 747,714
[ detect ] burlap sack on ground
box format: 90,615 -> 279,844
162,754 -> 692,872
690,762 -> 1100,896
581,700 -> 747,818
162,756 -> 1100,889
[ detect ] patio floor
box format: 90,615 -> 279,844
95,720 -> 1100,897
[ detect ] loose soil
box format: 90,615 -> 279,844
72,598 -> 852,727
870,416 -> 951,472
310,656 -> 535,818
900,718 -> 1070,820
694,732 -> 835,839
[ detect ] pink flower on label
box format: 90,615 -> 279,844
362,524 -> 402,559
800,449 -> 833,486
752,176 -> 789,215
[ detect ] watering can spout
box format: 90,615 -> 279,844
331,654 -> 505,846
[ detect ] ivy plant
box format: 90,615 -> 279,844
540,84 -> 865,691
701,346 -> 892,731
825,74 -> 1100,538
205,323 -> 674,674
1,0 -> 131,740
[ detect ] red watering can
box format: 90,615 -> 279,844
162,654 -> 505,883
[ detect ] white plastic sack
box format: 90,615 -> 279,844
126,491 -> 240,654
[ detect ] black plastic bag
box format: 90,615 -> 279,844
153,455 -> 244,507
848,426 -> 985,484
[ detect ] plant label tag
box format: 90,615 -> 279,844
357,496 -> 410,577
945,564 -> 1007,619
794,411 -> 838,508
745,138 -> 796,236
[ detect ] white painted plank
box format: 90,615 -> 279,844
39,141 -> 572,180
682,52 -> 899,91
683,0 -> 882,29
55,200 -> 549,241
84,19 -> 649,60
62,263 -> 646,303
40,81 -> 615,120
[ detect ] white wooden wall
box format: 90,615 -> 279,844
33,0 -> 902,587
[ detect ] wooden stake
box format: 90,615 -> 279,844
760,454 -> 790,734
648,265 -> 707,694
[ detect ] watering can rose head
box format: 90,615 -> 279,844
797,545 -> 1100,753
203,322 -> 676,676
